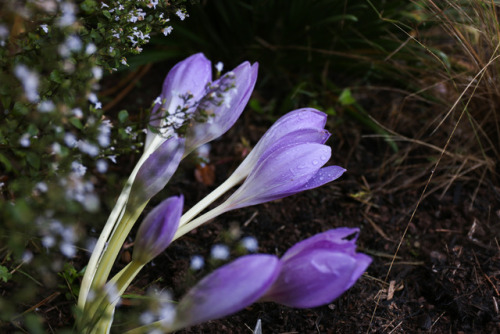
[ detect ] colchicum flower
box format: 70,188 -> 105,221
261,228 -> 372,308
145,53 -> 212,150
133,195 -> 184,264
132,229 -> 370,333
145,52 -> 258,157
166,255 -> 281,332
184,61 -> 258,155
177,108 -> 343,236
231,108 -> 330,179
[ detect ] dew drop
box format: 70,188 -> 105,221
320,154 -> 327,161
312,159 -> 319,165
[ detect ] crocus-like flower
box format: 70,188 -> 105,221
231,108 -> 329,179
145,53 -> 212,150
261,228 -> 372,308
128,136 -> 185,208
170,255 -> 281,331
222,141 -> 346,210
184,61 -> 258,155
139,229 -> 370,333
133,195 -> 184,264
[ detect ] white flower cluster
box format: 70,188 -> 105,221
38,216 -> 78,258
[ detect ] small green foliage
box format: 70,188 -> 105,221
0,265 -> 12,283
58,263 -> 85,301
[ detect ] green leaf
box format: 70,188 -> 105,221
339,89 -> 356,106
0,265 -> 12,283
26,152 -> 41,169
49,70 -> 64,84
118,109 -> 129,123
0,153 -> 12,172
70,117 -> 83,130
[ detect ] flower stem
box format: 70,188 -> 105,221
179,171 -> 244,227
88,201 -> 148,301
174,203 -> 228,241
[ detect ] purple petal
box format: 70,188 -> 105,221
146,53 -> 212,148
299,165 -> 346,191
172,254 -> 281,330
226,143 -> 331,209
281,228 -> 360,262
185,62 -> 258,153
235,108 -> 328,174
348,253 -> 372,288
130,137 -> 185,206
133,195 -> 183,263
261,249 -> 358,308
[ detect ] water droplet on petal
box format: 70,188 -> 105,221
320,154 -> 327,161
312,160 -> 319,165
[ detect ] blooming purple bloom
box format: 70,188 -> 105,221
129,136 -> 185,207
261,228 -> 372,308
233,108 -> 329,177
222,141 -> 346,210
133,195 -> 184,264
145,53 -> 212,149
171,255 -> 281,331
184,61 -> 258,155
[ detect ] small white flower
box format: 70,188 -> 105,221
72,108 -> 83,118
71,161 -> 87,176
66,35 -> 82,51
190,255 -> 205,270
96,159 -> 108,173
175,9 -> 187,21
241,236 -> 259,252
215,61 -> 224,73
42,235 -> 55,248
162,26 -> 173,36
14,64 -> 39,102
94,101 -> 102,109
210,244 -> 230,260
19,133 -> 31,147
85,43 -> 97,55
35,182 -> 48,193
38,100 -> 55,113
40,24 -> 48,33
64,133 -> 77,147
77,140 -> 99,157
61,242 -> 76,258
153,96 -> 162,105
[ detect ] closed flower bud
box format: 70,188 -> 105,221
133,195 -> 184,264
171,255 -> 281,331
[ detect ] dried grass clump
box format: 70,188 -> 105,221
370,0 -> 500,200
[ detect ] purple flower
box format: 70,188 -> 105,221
261,228 -> 372,308
184,61 -> 258,154
129,137 -> 185,207
232,108 -> 330,180
145,53 -> 212,149
223,141 -> 346,210
171,254 -> 281,331
133,195 -> 184,264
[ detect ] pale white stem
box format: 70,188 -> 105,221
79,135 -> 164,309
179,172 -> 244,227
174,203 -> 229,241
